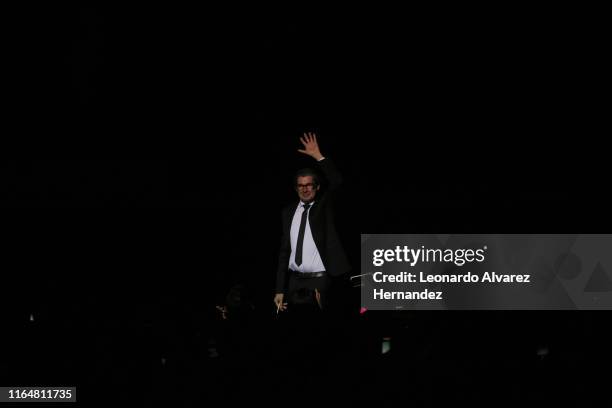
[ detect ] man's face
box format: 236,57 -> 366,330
296,176 -> 319,203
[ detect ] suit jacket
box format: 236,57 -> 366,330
276,158 -> 350,293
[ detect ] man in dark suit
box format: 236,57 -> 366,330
274,132 -> 350,312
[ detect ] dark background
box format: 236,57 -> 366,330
2,4 -> 609,405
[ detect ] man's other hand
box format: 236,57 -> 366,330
274,293 -> 287,312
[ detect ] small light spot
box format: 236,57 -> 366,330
536,346 -> 549,359
382,338 -> 391,354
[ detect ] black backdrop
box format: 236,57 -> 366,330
2,4 -> 609,404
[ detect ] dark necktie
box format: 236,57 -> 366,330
295,203 -> 311,266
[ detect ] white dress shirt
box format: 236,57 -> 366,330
288,201 -> 326,273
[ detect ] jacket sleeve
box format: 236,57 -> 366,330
276,208 -> 291,293
317,158 -> 343,191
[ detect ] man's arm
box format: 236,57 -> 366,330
274,209 -> 291,311
298,132 -> 343,190
276,209 -> 291,294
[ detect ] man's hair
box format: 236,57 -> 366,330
294,168 -> 320,187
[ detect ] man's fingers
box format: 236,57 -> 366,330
304,132 -> 316,146
300,133 -> 319,148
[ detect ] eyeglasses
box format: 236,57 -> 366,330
296,183 -> 316,190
